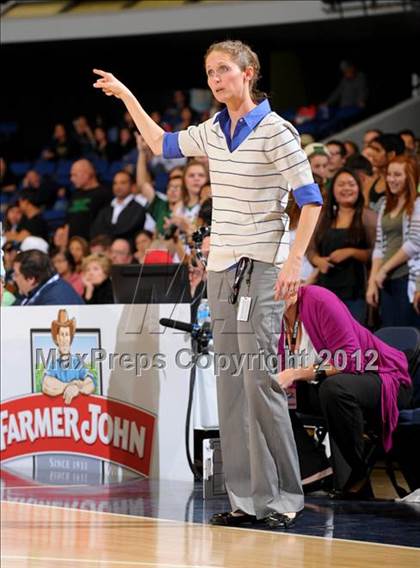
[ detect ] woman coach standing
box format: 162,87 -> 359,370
93,40 -> 322,529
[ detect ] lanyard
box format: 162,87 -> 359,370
289,318 -> 300,352
229,257 -> 253,305
284,313 -> 300,353
21,274 -> 60,305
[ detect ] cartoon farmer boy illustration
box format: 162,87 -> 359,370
42,309 -> 96,404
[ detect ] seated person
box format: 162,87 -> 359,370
13,250 -> 84,306
278,285 -> 412,498
90,170 -> 147,243
5,191 -> 49,242
81,253 -> 114,304
133,230 -> 153,263
109,238 -> 134,265
51,248 -> 84,296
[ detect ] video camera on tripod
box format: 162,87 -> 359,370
191,225 -> 210,268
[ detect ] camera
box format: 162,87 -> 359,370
191,225 -> 210,245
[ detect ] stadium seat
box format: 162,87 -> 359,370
154,171 -> 169,194
103,160 -> 124,182
55,159 -> 73,176
91,158 -> 109,182
9,161 -> 32,178
34,160 -> 56,176
55,159 -> 73,186
295,327 -> 420,496
374,327 -> 420,495
0,122 -> 18,136
374,327 -> 420,408
42,209 -> 67,234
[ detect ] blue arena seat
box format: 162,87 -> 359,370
34,160 -> 56,176
9,161 -> 32,177
42,209 -> 67,233
55,159 -> 73,175
102,160 -> 124,182
374,326 -> 420,494
92,157 -> 109,177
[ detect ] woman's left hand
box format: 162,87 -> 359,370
375,266 -> 388,288
277,368 -> 298,389
274,255 -> 302,300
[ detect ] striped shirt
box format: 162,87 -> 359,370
163,100 -> 322,272
373,197 -> 420,301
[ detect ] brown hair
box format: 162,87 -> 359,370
204,40 -> 267,103
182,160 -> 209,205
384,155 -> 419,218
69,236 -> 89,256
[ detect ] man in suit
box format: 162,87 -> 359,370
91,170 -> 146,244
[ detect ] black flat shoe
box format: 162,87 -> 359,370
209,511 -> 258,526
328,480 -> 374,501
263,509 -> 303,529
303,474 -> 334,495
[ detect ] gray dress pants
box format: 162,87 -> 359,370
207,261 -> 304,518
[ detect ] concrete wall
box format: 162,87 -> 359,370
324,96 -> 420,146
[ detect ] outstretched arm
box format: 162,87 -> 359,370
93,69 -> 164,155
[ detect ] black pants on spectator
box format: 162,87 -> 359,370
296,373 -> 412,490
380,275 -> 420,327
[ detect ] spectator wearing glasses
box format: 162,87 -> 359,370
326,140 -> 347,181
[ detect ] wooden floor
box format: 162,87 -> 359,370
1,500 -> 419,568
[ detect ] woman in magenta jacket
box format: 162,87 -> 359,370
278,284 -> 412,497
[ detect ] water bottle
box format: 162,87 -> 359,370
196,298 -> 211,329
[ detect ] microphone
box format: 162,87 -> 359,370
159,318 -> 195,333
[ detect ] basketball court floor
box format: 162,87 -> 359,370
1,467 -> 419,567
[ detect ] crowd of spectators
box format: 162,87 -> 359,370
0,91 -> 419,330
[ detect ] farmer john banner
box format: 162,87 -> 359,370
1,303 -> 193,482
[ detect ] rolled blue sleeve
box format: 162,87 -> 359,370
293,183 -> 323,208
163,132 -> 184,159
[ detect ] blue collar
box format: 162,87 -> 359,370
212,99 -> 271,152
